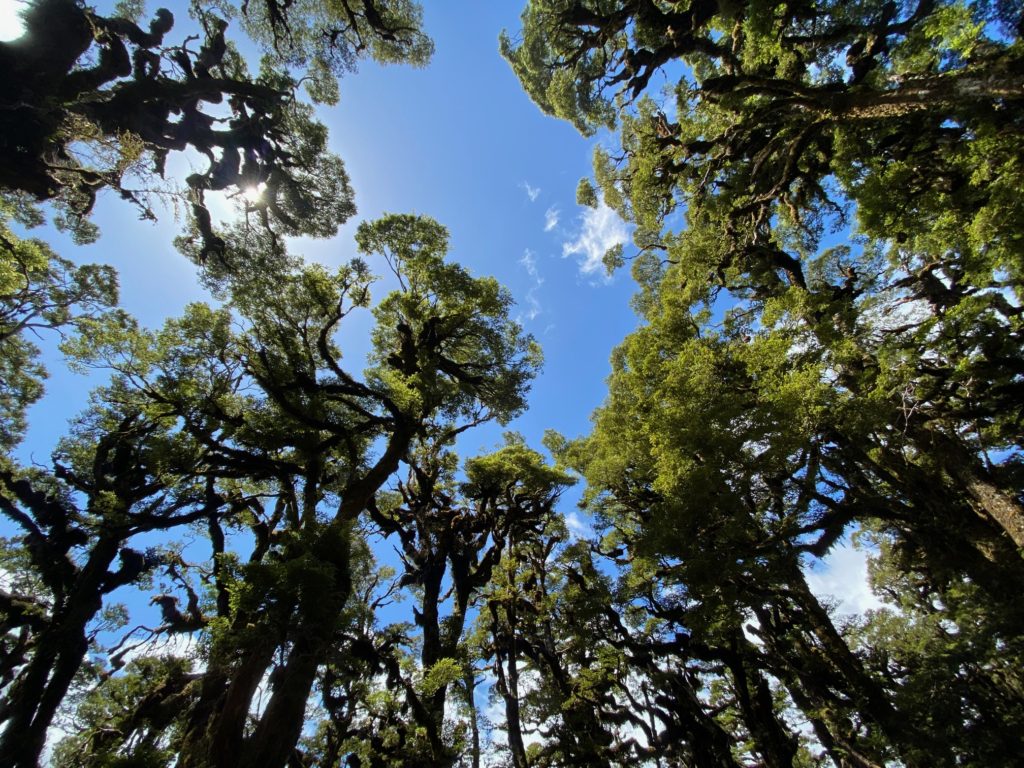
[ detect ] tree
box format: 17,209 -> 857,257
0,201 -> 120,451
0,397 -> 219,767
49,654 -> 200,768
847,526 -> 1024,767
0,0 -> 431,254
47,214 -> 540,768
0,0 -> 433,474
504,1 -> 1024,763
302,435 -> 578,767
504,0 -> 1024,557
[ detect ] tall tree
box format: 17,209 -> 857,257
47,214 -> 540,768
0,0 -> 430,254
505,1 -> 1024,763
0,396 -> 221,767
504,0 -> 1024,559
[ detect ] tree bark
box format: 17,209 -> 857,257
726,629 -> 799,768
776,556 -> 944,767
0,537 -> 120,768
490,603 -> 528,768
909,424 -> 1024,551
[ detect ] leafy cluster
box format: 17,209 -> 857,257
498,1 -> 1024,766
0,0 -> 430,255
1,1 -> 1023,768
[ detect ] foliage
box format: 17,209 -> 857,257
0,212 -> 539,768
1,1 -> 1023,767
0,202 -> 121,449
499,1 -> 1024,766
0,0 -> 431,255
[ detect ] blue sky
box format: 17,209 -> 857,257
3,0 -> 640,473
0,10 -> 885,762
0,0 -> 874,649
0,0 -> 651,711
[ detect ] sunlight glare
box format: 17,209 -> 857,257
0,0 -> 26,42
243,183 -> 266,204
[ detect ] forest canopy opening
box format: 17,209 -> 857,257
1,1 -> 1023,767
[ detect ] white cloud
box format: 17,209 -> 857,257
519,249 -> 542,283
517,249 -> 544,323
562,203 -> 630,279
805,540 -> 882,617
521,181 -> 541,202
544,206 -> 560,232
521,287 -> 542,322
564,511 -> 593,540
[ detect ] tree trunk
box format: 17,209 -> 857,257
784,556 -> 942,767
241,526 -> 354,768
0,626 -> 89,767
829,62 -> 1024,121
753,601 -> 885,768
177,634 -> 278,768
491,602 -> 528,768
464,668 -> 481,768
240,635 -> 323,768
0,538 -> 119,768
726,629 -> 799,768
910,424 -> 1024,551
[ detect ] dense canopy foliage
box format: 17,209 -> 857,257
502,1 -> 1024,766
2,1 -> 1023,767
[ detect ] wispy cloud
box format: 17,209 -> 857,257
521,181 -> 541,202
519,249 -> 543,283
544,206 -> 560,232
562,203 -> 630,279
522,287 -> 542,321
564,511 -> 594,540
517,249 -> 544,323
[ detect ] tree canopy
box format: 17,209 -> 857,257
498,0 -> 1024,765
0,0 -> 430,254
1,1 -> 1023,767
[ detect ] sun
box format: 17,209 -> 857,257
242,183 -> 267,204
0,0 -> 26,42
